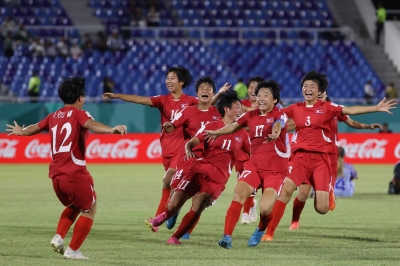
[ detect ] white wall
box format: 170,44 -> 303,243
354,0 -> 376,39
385,22 -> 400,73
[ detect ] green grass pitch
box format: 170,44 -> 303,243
0,164 -> 399,266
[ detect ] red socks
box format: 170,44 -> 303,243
155,188 -> 170,216
69,216 -> 93,250
56,205 -> 81,238
243,196 -> 254,214
266,200 -> 287,237
172,210 -> 200,239
258,212 -> 273,231
187,214 -> 200,234
292,197 -> 306,222
224,201 -> 243,236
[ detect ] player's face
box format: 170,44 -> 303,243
224,101 -> 241,121
302,80 -> 319,102
318,91 -> 327,100
196,82 -> 214,104
247,81 -> 258,101
256,88 -> 276,112
165,72 -> 184,93
236,102 -> 243,118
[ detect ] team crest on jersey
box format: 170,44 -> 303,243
180,103 -> 189,108
315,108 -> 325,114
234,136 -> 242,142
212,116 -> 220,120
265,118 -> 274,124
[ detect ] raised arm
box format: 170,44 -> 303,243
6,121 -> 42,136
210,82 -> 232,105
102,93 -> 153,106
204,122 -> 242,141
84,119 -> 127,134
185,136 -> 201,160
342,98 -> 396,116
344,117 -> 382,130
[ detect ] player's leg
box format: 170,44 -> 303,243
155,167 -> 175,216
312,155 -> 331,214
290,184 -> 312,230
329,154 -> 338,210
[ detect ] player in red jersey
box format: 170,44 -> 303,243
144,91 -> 250,244
261,71 -> 396,242
205,80 -> 289,248
6,77 -> 127,259
241,76 -> 264,111
159,76 -> 230,231
102,67 -> 198,220
288,91 -> 382,231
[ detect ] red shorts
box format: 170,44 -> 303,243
170,156 -> 196,189
235,159 -> 247,175
52,175 -> 96,211
288,151 -> 332,192
175,174 -> 225,201
239,161 -> 285,192
162,154 -> 180,171
330,153 -> 338,185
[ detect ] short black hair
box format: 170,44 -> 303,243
216,90 -> 241,117
58,76 -> 85,104
167,66 -> 193,89
195,76 -> 216,93
301,71 -> 329,93
247,76 -> 264,88
255,80 -> 281,106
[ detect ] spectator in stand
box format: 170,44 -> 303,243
102,77 -> 114,103
379,122 -> 392,133
70,40 -> 82,60
233,78 -> 247,99
107,30 -> 124,52
146,3 -> 160,27
29,37 -> 45,57
45,39 -> 57,60
95,31 -> 108,53
385,82 -> 397,100
14,23 -> 30,44
80,33 -> 94,52
57,37 -> 69,58
131,7 -> 146,27
364,80 -> 374,104
27,70 -> 41,102
375,3 -> 386,45
1,16 -> 16,37
388,161 -> 400,195
3,31 -> 14,58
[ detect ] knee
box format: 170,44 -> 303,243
297,193 -> 309,202
232,191 -> 249,204
314,204 -> 329,214
259,203 -> 273,216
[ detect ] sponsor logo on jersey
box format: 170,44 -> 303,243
315,108 -> 324,114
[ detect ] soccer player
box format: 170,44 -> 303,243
334,146 -> 359,197
287,91 -> 382,231
261,71 -> 396,241
204,80 -> 289,248
241,76 -> 264,111
102,67 -> 197,220
160,76 -> 230,230
145,91 -> 250,245
6,76 -> 127,259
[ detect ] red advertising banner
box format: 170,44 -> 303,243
0,133 -> 399,164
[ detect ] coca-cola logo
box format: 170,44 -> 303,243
0,139 -> 18,158
337,138 -> 387,159
147,139 -> 162,159
86,139 -> 140,159
25,139 -> 52,158
394,142 -> 400,159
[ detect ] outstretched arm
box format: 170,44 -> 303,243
204,122 -> 242,141
344,118 -> 382,130
6,121 -> 42,136
210,83 -> 232,105
84,119 -> 127,134
342,98 -> 396,115
102,93 -> 153,106
266,122 -> 282,142
286,118 -> 296,132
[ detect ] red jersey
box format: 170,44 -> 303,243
282,100 -> 343,154
196,121 -> 250,185
150,94 -> 198,157
37,106 -> 92,180
171,105 -> 221,155
237,106 -> 289,173
330,113 -> 348,154
241,99 -> 255,108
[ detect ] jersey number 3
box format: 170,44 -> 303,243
51,122 -> 72,154
305,116 -> 311,126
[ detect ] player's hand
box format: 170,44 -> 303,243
185,151 -> 197,161
161,122 -> 174,129
204,130 -> 218,142
6,120 -> 23,136
265,129 -> 280,143
217,83 -> 231,94
376,97 -> 397,114
368,123 -> 382,130
111,125 -> 127,134
102,93 -> 118,99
